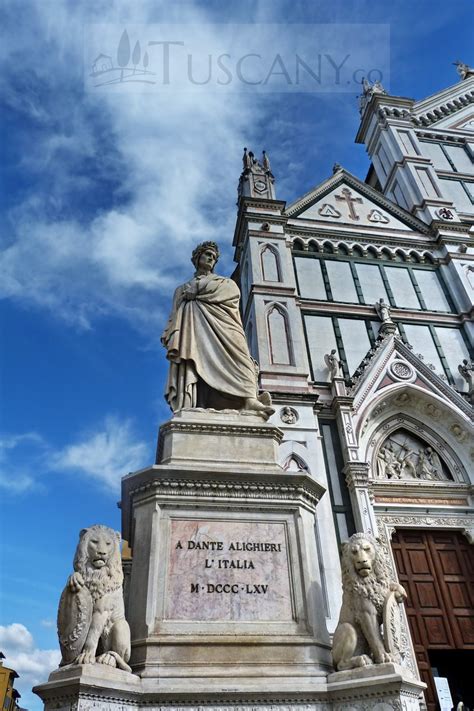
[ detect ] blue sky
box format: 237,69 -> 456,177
0,1 -> 473,708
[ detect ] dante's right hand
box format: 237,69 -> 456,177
182,288 -> 196,301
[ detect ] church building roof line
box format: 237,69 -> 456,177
284,167 -> 430,233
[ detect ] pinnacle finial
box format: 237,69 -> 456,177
242,147 -> 252,170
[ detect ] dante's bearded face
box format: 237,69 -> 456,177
198,249 -> 217,273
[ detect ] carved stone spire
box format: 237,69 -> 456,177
238,148 -> 276,201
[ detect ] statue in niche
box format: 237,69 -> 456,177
332,532 -> 407,671
161,241 -> 274,418
324,349 -> 342,378
57,525 -> 132,672
376,430 -> 449,481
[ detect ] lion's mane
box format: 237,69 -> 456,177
341,532 -> 391,612
73,524 -> 123,601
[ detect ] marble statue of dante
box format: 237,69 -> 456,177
161,241 -> 273,416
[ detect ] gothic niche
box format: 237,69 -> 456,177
376,429 -> 452,482
267,304 -> 292,365
260,244 -> 281,282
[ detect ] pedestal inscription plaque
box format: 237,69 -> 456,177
165,519 -> 293,621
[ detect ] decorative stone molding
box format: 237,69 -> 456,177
412,87 -> 474,127
280,406 -> 299,425
344,462 -> 370,490
389,360 -> 415,382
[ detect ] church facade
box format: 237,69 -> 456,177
234,68 -> 474,709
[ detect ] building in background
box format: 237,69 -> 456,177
234,65 -> 474,710
0,653 -> 23,711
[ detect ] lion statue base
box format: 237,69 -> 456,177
57,525 -> 132,673
332,532 -> 407,672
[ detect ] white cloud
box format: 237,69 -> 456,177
0,623 -> 34,651
0,623 -> 60,683
0,623 -> 60,710
0,433 -> 46,494
52,416 -> 149,491
0,1 -> 266,334
1,417 -> 148,495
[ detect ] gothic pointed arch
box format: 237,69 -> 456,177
282,452 -> 310,473
266,303 -> 293,366
260,243 -> 281,282
368,413 -> 467,484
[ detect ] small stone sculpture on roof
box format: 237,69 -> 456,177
454,60 -> 474,80
458,358 -> 473,402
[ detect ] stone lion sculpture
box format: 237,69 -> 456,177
57,525 -> 132,672
332,532 -> 407,671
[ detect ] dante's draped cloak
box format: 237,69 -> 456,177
161,273 -> 257,411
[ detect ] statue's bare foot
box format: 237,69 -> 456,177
244,397 -> 275,418
258,391 -> 272,407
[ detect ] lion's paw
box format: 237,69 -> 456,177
354,655 -> 372,667
97,653 -> 117,667
374,651 -> 394,664
76,651 -> 96,665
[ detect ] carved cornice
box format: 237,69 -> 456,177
416,130 -> 468,144
128,474 -> 323,506
412,87 -> 474,128
159,420 -> 284,444
377,513 -> 474,545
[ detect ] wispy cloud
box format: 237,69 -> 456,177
0,416 -> 148,496
52,415 -> 148,491
0,433 -> 47,493
0,1 -> 268,334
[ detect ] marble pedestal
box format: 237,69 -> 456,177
34,661 -> 425,710
121,409 -> 332,688
34,409 -> 425,710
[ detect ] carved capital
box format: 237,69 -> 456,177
344,462 -> 371,490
